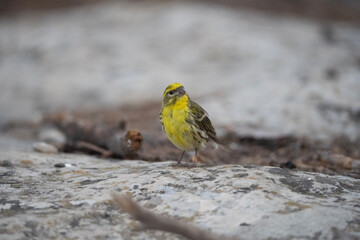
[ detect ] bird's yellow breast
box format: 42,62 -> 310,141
161,96 -> 197,151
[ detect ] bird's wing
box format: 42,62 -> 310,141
187,100 -> 217,141
159,111 -> 165,132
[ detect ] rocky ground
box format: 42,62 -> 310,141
1,1 -> 360,239
1,151 -> 360,240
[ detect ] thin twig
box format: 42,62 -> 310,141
112,193 -> 239,240
76,141 -> 113,158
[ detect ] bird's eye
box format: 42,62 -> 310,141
169,91 -> 174,95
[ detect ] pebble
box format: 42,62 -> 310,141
54,163 -> 65,168
38,127 -> 66,146
33,142 -> 59,154
280,161 -> 296,169
54,163 -> 75,168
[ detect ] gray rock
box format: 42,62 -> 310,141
0,151 -> 359,240
32,142 -> 58,154
38,126 -> 66,146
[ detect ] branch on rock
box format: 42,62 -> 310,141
75,141 -> 113,158
43,111 -> 143,158
112,193 -> 239,240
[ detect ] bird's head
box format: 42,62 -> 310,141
162,83 -> 188,106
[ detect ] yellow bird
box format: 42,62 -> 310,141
160,83 -> 219,164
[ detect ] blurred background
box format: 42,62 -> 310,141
0,0 -> 359,176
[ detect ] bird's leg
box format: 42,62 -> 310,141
190,148 -> 202,164
177,150 -> 185,164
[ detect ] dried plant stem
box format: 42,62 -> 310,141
112,193 -> 239,240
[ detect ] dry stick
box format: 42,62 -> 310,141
112,193 -> 239,240
75,141 -> 113,158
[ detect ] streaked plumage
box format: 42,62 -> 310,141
160,83 -> 219,164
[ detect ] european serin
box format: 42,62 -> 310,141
160,83 -> 219,164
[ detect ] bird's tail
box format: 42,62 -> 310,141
212,139 -> 232,152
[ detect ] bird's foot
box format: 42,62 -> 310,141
190,155 -> 202,164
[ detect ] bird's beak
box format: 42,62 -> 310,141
177,87 -> 186,96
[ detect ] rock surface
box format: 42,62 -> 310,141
1,151 -> 359,240
1,2 -> 359,239
0,1 -> 360,141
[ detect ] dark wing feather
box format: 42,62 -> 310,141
188,100 -> 218,142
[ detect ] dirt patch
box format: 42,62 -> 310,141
3,102 -> 359,179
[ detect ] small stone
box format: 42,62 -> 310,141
280,161 -> 296,169
38,127 -> 66,146
33,142 -> 58,154
54,163 -> 65,168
